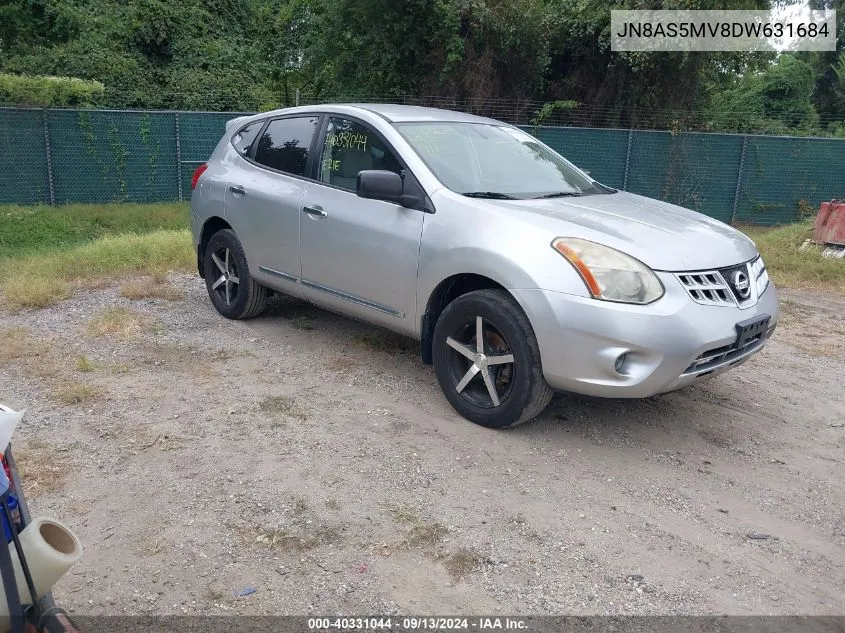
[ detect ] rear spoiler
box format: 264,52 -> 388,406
225,115 -> 252,132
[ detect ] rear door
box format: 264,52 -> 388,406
224,114 -> 322,298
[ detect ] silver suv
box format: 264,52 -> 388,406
190,104 -> 778,428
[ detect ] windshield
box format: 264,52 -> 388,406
393,122 -> 609,199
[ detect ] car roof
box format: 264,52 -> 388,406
342,103 -> 503,125
237,103 -> 505,126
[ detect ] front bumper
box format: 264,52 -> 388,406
511,272 -> 779,398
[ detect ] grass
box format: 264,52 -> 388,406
0,202 -> 841,313
138,538 -> 167,556
76,354 -> 95,372
120,275 -> 183,301
0,202 -> 189,256
87,307 -> 155,340
246,524 -> 343,552
740,222 -> 845,294
389,505 -> 421,524
15,439 -> 70,497
1,229 -> 194,311
0,327 -> 33,364
0,327 -> 62,380
441,548 -> 484,581
405,521 -> 449,548
1,230 -> 192,311
51,380 -> 101,405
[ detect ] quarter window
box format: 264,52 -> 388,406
231,120 -> 264,156
318,118 -> 402,191
253,116 -> 319,176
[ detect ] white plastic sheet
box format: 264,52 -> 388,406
0,404 -> 24,451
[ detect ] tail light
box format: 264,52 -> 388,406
191,163 -> 208,189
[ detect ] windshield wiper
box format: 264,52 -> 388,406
532,191 -> 584,199
461,191 -> 518,200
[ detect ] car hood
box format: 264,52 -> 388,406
490,190 -> 758,271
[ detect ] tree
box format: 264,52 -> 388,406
541,0 -> 774,128
704,55 -> 819,133
801,0 -> 845,126
0,0 -> 838,138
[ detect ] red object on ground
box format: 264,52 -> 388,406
814,200 -> 845,246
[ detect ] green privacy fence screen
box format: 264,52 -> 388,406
1,107 -> 843,226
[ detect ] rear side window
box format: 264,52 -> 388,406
252,116 -> 320,176
231,120 -> 263,156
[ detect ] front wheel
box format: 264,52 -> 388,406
432,289 -> 553,428
203,229 -> 268,319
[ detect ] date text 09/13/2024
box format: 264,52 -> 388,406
307,617 -> 528,630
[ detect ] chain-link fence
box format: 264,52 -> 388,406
1,106 -> 843,226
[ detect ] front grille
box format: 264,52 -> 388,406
676,272 -> 734,306
676,256 -> 769,308
682,323 -> 774,375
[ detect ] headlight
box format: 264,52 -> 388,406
551,237 -> 664,304
749,254 -> 769,295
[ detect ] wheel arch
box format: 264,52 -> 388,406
420,273 -> 519,365
197,216 -> 233,278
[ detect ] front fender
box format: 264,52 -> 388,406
416,232 -> 592,324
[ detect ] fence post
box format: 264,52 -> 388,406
175,112 -> 183,202
731,135 -> 748,224
42,109 -> 56,206
623,128 -> 634,191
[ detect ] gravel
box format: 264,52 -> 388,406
0,274 -> 843,616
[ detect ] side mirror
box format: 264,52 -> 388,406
357,170 -> 403,203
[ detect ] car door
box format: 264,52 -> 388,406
299,115 -> 426,336
224,114 -> 322,298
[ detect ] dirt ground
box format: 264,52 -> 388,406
0,274 -> 843,617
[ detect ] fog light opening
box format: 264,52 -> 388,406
614,352 -> 628,375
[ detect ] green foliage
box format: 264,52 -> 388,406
297,0 -> 459,98
0,202 -> 190,257
129,0 -> 179,61
830,52 -> 845,120
444,0 -> 550,100
0,0 -> 842,136
543,0 -> 774,127
741,222 -> 845,294
704,56 -> 819,135
531,100 -> 579,128
0,73 -> 104,106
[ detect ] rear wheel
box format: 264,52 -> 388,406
432,289 -> 553,428
203,229 -> 267,319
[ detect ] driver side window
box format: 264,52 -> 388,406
318,118 -> 402,191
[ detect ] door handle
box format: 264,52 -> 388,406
302,205 -> 327,218
229,185 -> 246,195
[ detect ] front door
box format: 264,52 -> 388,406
299,116 -> 426,336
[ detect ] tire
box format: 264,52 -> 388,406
202,229 -> 268,320
432,289 -> 553,429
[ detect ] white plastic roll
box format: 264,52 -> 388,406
0,516 -> 83,623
